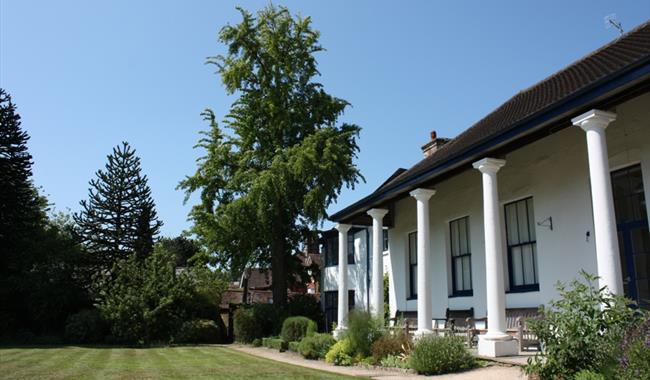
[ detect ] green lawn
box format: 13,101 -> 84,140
0,345 -> 360,379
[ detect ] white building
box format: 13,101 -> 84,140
327,22 -> 650,356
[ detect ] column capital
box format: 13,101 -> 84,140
367,208 -> 389,220
335,223 -> 352,233
572,109 -> 617,132
473,158 -> 506,174
409,188 -> 436,201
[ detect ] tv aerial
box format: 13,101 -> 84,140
604,14 -> 624,36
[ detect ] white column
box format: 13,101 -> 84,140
473,158 -> 517,357
572,109 -> 623,295
367,208 -> 388,319
409,188 -> 436,335
334,223 -> 351,338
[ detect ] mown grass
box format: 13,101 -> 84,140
0,345 -> 362,379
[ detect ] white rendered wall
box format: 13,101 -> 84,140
387,92 -> 650,318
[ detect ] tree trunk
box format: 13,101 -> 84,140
271,203 -> 288,307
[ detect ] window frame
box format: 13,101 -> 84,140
407,231 -> 418,300
449,216 -> 473,297
504,196 -> 540,293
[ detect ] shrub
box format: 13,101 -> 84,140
280,316 -> 317,343
98,247 -> 229,344
174,319 -> 223,344
286,294 -> 324,330
64,309 -> 106,344
234,308 -> 260,343
288,341 -> 300,352
325,338 -> 355,366
252,338 -> 262,347
524,272 -> 640,379
613,315 -> 650,380
262,336 -> 288,350
409,335 -> 476,375
380,354 -> 410,369
298,333 -> 336,359
371,329 -> 411,363
234,303 -> 288,343
341,309 -> 385,357
574,370 -> 606,380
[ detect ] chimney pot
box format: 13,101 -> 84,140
421,130 -> 450,158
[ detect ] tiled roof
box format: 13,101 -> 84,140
331,21 -> 650,222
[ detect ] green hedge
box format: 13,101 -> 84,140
409,336 -> 476,375
280,316 -> 317,343
297,333 -> 335,360
262,336 -> 288,350
174,319 -> 223,344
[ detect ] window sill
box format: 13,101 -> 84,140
506,285 -> 539,294
406,296 -> 418,301
448,292 -> 473,298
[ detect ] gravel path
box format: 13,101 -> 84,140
228,345 -> 528,379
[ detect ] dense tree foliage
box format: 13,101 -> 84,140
0,89 -> 90,336
75,142 -> 162,272
157,235 -> 202,268
97,244 -> 228,344
180,5 -> 362,306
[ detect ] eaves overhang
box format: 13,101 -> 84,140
330,58 -> 650,224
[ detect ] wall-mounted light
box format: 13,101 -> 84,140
537,216 -> 553,231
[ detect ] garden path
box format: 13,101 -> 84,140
228,345 -> 527,379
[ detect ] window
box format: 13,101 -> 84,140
450,216 -> 472,296
323,290 -> 355,332
347,233 -> 355,264
408,231 -> 418,299
383,229 -> 389,251
505,197 -> 539,292
324,233 -> 355,267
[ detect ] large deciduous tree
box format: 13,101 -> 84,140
180,6 -> 362,307
75,142 -> 162,272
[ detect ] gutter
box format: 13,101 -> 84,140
330,58 -> 650,222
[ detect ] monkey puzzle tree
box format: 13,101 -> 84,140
75,142 -> 162,272
180,5 -> 362,307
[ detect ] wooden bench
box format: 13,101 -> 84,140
468,307 -> 541,351
391,308 -> 474,342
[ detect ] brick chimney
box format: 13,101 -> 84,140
421,130 -> 450,158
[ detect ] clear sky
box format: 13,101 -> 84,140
1,1 -> 649,237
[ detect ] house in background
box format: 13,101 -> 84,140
327,22 -> 650,357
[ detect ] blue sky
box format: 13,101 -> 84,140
1,1 -> 648,237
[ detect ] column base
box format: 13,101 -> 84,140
477,335 -> 518,357
333,327 -> 346,340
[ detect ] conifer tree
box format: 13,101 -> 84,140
0,88 -> 43,246
75,142 -> 162,270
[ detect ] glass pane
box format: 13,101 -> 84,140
518,201 -> 530,243
511,246 -> 523,286
412,266 -> 418,296
450,221 -> 459,256
522,244 -> 535,285
532,244 -> 539,284
633,253 -> 650,281
454,258 -> 463,291
631,226 -> 650,254
459,218 -> 469,254
463,256 -> 472,290
409,232 -> 417,264
632,194 -> 647,221
527,198 -> 536,241
506,203 -> 519,245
